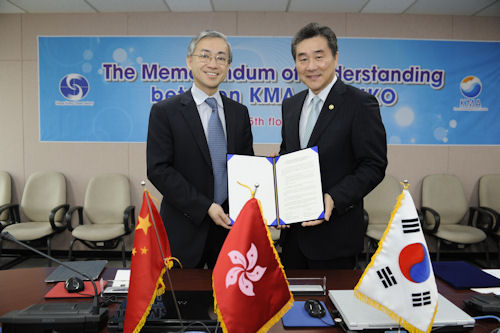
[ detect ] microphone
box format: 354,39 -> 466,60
0,231 -> 108,332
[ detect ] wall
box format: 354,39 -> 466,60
0,12 -> 499,251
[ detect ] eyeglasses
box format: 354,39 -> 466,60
192,52 -> 228,66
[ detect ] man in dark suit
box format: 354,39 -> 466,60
147,30 -> 254,268
279,23 -> 387,269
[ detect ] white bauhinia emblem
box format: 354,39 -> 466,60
225,243 -> 267,296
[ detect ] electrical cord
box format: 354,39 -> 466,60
176,320 -> 211,332
474,315 -> 500,322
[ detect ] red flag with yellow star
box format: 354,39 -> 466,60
124,190 -> 173,333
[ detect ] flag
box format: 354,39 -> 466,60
213,198 -> 293,333
354,184 -> 438,333
124,190 -> 174,333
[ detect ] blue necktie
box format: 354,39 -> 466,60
205,97 -> 227,204
301,96 -> 322,149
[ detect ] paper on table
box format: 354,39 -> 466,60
112,269 -> 130,287
471,269 -> 500,295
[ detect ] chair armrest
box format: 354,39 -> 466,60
49,204 -> 70,231
0,204 -> 13,231
468,207 -> 491,228
420,206 -> 440,234
65,206 -> 84,232
363,209 -> 369,226
123,205 -> 135,234
479,206 -> 500,232
0,204 -> 20,226
0,204 -> 20,228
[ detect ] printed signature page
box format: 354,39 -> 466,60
275,148 -> 324,224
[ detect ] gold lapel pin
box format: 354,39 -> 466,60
329,104 -> 334,110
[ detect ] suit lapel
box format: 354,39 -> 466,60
179,90 -> 212,167
222,95 -> 236,152
308,80 -> 346,146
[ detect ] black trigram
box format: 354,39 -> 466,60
412,291 -> 432,307
377,266 -> 397,288
402,217 -> 421,233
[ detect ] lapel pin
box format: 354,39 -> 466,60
329,104 -> 334,110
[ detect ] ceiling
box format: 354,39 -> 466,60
0,0 -> 499,16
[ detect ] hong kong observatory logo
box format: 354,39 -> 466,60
56,73 -> 94,106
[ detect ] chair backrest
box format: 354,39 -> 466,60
364,174 -> 401,225
21,171 -> 66,222
84,173 -> 131,224
0,171 -> 12,221
421,174 -> 468,225
478,174 -> 500,213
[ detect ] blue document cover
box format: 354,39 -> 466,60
433,261 -> 500,289
282,301 -> 334,328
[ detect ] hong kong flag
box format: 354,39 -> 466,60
213,198 -> 293,333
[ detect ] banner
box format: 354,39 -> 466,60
38,36 -> 500,144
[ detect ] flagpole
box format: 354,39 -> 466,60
140,181 -> 184,331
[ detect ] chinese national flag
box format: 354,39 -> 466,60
124,190 -> 173,333
213,198 -> 293,333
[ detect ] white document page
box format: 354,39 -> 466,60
471,269 -> 500,295
275,148 -> 324,224
112,269 -> 130,287
227,155 -> 277,225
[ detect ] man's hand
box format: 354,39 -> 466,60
208,203 -> 232,229
323,193 -> 334,221
300,193 -> 335,227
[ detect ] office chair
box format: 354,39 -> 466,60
0,171 -> 68,267
420,174 -> 489,265
475,174 -> 500,267
364,174 -> 401,263
66,173 -> 135,267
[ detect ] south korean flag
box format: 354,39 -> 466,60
354,184 -> 438,333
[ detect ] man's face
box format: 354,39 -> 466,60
295,35 -> 337,95
187,37 -> 230,95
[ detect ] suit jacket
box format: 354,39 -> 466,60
147,90 -> 254,267
279,79 -> 387,260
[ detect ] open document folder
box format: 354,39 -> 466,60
227,147 -> 324,226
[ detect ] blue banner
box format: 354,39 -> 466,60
38,36 -> 500,144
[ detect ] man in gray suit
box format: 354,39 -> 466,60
279,23 -> 387,269
147,30 -> 254,268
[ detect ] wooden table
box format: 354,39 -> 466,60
0,267 -> 497,332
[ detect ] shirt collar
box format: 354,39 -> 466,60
306,75 -> 337,105
191,83 -> 223,108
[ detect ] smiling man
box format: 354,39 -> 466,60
147,30 -> 254,268
279,23 -> 387,269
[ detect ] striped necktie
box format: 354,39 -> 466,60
205,97 -> 228,204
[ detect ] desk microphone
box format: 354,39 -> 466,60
0,231 -> 108,332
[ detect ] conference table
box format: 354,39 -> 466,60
0,267 -> 497,332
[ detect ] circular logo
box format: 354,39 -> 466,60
459,76 -> 482,98
398,243 -> 431,283
59,74 -> 89,101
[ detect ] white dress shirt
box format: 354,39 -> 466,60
190,83 -> 227,138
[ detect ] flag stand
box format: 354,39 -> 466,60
141,181 -> 184,331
